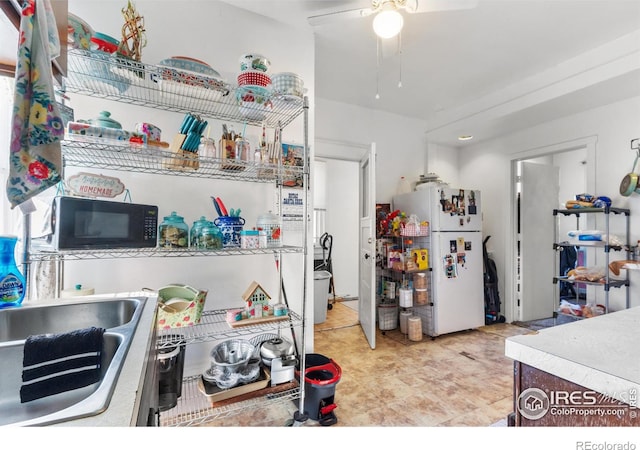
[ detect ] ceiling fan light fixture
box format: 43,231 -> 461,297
373,9 -> 404,39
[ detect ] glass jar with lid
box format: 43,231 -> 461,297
191,216 -> 212,248
256,211 -> 282,247
198,221 -> 223,250
159,211 -> 189,248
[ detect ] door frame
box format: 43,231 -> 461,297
358,143 -> 376,349
507,136 -> 597,323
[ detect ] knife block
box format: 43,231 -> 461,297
164,134 -> 199,170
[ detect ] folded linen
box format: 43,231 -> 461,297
20,326 -> 105,403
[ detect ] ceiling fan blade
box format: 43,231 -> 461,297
308,7 -> 374,26
405,0 -> 479,14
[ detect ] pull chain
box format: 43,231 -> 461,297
398,31 -> 403,88
375,37 -> 380,100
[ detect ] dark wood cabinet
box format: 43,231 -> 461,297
512,361 -> 640,426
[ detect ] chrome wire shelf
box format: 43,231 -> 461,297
159,374 -> 300,427
64,49 -> 304,128
157,308 -> 303,348
553,276 -> 629,289
61,135 -> 303,182
27,245 -> 303,262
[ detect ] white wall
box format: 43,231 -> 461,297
322,158 -> 359,298
426,142 -> 459,187
60,1 -> 316,358
316,98 -> 427,203
459,95 -> 640,319
313,98 -> 427,300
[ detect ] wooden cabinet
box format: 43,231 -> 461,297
513,361 -> 640,426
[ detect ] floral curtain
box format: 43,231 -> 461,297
6,0 -> 63,208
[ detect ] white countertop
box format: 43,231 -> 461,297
505,307 -> 640,402
52,291 -> 158,427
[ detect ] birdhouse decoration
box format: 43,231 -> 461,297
241,281 -> 272,319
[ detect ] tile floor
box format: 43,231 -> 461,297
206,301 -> 534,427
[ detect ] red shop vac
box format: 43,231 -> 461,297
296,353 -> 342,426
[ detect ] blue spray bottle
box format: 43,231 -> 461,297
0,236 -> 26,308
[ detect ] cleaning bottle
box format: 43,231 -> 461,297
0,235 -> 26,308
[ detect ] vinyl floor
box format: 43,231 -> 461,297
205,301 -> 535,427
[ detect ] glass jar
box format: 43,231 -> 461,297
190,216 -> 213,248
199,223 -> 223,249
198,137 -> 217,159
256,211 -> 282,247
159,211 -> 189,248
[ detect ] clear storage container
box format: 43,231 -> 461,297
191,216 -> 222,249
159,211 -> 189,248
256,211 -> 282,247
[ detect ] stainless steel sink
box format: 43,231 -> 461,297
0,296 -> 147,426
0,298 -> 139,343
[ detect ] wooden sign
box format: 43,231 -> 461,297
67,172 -> 125,198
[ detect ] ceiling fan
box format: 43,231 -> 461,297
308,0 -> 479,38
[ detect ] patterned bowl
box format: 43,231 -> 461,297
239,53 -> 271,73
91,31 -> 119,54
272,72 -> 305,98
237,71 -> 271,88
235,85 -> 272,104
157,56 -> 221,79
67,13 -> 93,50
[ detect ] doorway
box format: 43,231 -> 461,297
313,138 -> 371,334
509,137 -> 596,323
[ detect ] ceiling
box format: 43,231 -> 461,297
224,0 -> 640,146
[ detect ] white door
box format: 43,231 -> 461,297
520,161 -> 559,321
359,144 -> 376,349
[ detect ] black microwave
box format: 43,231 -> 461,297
45,197 -> 159,250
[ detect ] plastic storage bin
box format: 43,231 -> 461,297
313,270 -> 332,324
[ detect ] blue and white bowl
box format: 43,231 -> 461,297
157,56 -> 222,79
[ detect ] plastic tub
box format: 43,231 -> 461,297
313,270 -> 332,324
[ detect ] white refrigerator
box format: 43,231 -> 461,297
393,185 -> 485,337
